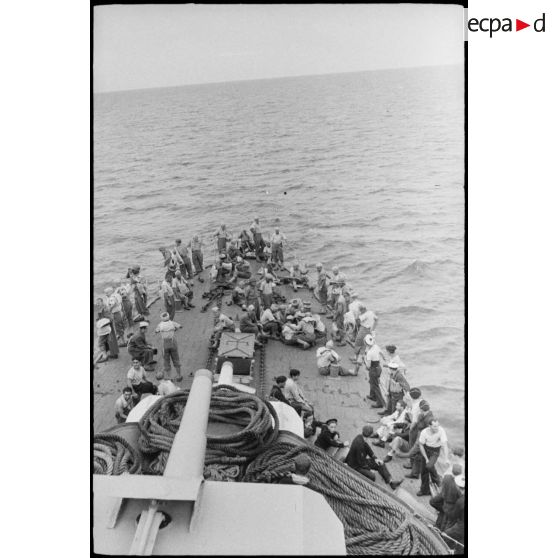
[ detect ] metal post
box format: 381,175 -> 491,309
217,361 -> 234,386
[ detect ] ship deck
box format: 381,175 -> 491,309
93,260 -> 438,522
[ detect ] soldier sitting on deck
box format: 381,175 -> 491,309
114,387 -> 135,423
345,425 -> 403,491
314,418 -> 350,461
209,306 -> 235,349
172,270 -> 195,310
127,359 -> 158,400
316,340 -> 356,376
127,321 -> 157,371
281,315 -> 311,350
239,305 -> 268,347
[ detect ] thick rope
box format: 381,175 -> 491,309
137,385 -> 279,474
203,463 -> 241,482
93,433 -> 142,475
242,441 -> 449,555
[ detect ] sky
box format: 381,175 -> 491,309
94,4 -> 464,93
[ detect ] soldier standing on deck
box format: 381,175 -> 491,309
189,234 -> 205,279
175,239 -> 194,279
250,218 -> 265,261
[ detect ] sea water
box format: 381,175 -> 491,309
94,65 -> 464,445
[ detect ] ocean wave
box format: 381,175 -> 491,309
410,326 -> 463,340
389,305 -> 437,315
419,384 -> 465,394
377,259 -> 461,284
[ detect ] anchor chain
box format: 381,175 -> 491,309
257,336 -> 267,398
205,288 -> 224,371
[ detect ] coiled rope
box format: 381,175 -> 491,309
93,433 -> 142,475
137,385 -> 280,475
242,438 -> 449,555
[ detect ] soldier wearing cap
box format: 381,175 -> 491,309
351,304 -> 378,364
316,341 -> 355,376
378,360 -> 410,416
175,238 -> 194,279
362,333 -> 386,409
155,312 -> 183,381
314,418 -> 350,461
127,321 -> 157,371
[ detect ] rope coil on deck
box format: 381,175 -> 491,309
137,385 -> 280,475
242,440 -> 449,555
93,433 -> 142,475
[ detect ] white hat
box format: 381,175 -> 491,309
325,340 -> 334,349
455,474 -> 466,488
332,265 -> 339,272
247,304 -> 255,312
96,318 -> 111,329
96,318 -> 111,337
364,334 -> 375,346
286,315 -> 294,320
302,316 -> 314,322
387,361 -> 399,369
139,321 -> 149,328
211,306 -> 220,313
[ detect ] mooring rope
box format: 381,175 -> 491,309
93,433 -> 142,475
137,385 -> 279,474
242,440 -> 449,555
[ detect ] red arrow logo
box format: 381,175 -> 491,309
516,19 -> 530,31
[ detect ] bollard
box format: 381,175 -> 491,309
217,361 -> 234,386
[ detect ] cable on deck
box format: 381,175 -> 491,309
242,439 -> 450,555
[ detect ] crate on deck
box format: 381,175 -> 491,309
215,332 -> 256,375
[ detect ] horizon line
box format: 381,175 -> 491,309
93,62 -> 464,95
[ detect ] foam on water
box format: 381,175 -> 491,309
94,65 -> 464,445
